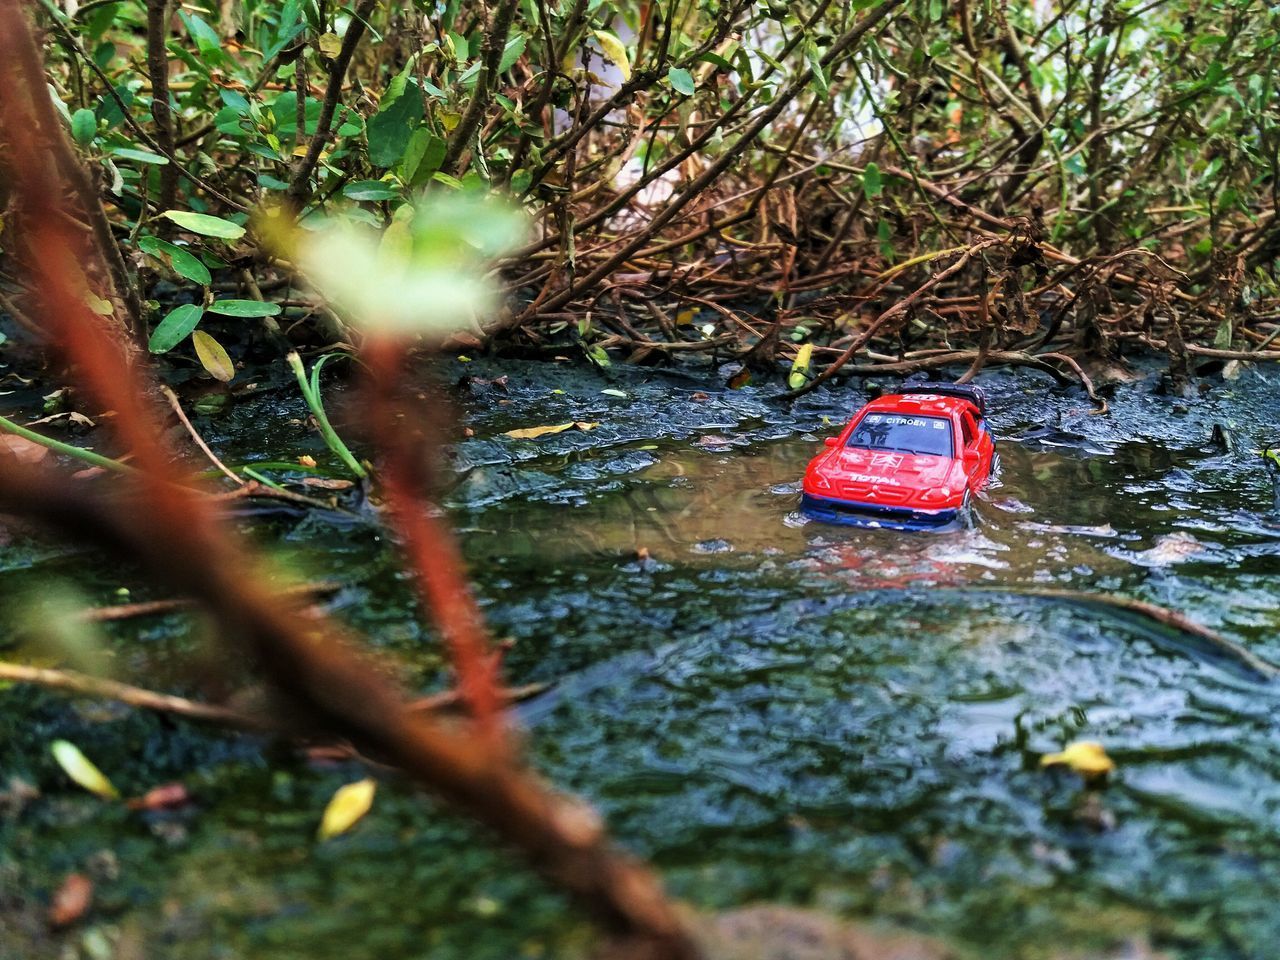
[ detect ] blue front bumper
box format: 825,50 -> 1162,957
800,493 -> 959,531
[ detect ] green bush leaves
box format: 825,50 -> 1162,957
206,300 -> 282,317
138,237 -> 211,285
160,211 -> 246,240
667,67 -> 696,96
149,304 -> 203,354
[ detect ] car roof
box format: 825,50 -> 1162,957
864,393 -> 976,416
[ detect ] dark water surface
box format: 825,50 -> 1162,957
2,358 -> 1279,959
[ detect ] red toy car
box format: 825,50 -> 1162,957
801,384 -> 995,529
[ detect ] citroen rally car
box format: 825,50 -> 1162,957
801,383 -> 995,530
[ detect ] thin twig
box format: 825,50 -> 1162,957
78,580 -> 342,622
0,661 -> 268,728
161,386 -> 243,485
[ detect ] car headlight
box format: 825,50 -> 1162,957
810,474 -> 832,491
919,485 -> 952,504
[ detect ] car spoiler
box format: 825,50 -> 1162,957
897,382 -> 987,415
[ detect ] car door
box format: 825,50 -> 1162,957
959,409 -> 993,486
958,411 -> 982,487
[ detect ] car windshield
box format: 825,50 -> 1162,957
846,412 -> 954,457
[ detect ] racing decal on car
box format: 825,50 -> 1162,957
871,415 -> 929,427
870,452 -> 904,468
845,473 -> 901,485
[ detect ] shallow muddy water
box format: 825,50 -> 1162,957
2,358 -> 1279,959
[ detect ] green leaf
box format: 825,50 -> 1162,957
585,343 -> 611,368
148,303 -> 203,353
877,218 -> 894,260
207,299 -> 281,317
805,41 -> 830,101
343,179 -> 400,201
110,144 -> 167,165
270,91 -> 323,136
367,85 -> 425,169
498,34 -> 527,73
667,67 -> 696,96
161,210 -> 246,240
138,236 -> 211,285
70,108 -> 97,146
400,128 -> 447,187
180,10 -> 223,59
697,52 -> 735,72
1214,317 -> 1233,349
862,162 -> 882,199
96,83 -> 134,129
110,147 -> 169,165
192,329 -> 235,381
50,740 -> 118,799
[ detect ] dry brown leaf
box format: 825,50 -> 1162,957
48,873 -> 93,927
0,433 -> 50,463
26,411 -> 95,429
302,477 -> 355,490
297,455 -> 318,468
126,782 -> 191,811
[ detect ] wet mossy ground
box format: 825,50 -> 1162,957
2,355 -> 1279,959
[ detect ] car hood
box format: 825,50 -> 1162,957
807,447 -> 964,508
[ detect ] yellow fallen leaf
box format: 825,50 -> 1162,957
788,342 -> 813,390
675,309 -> 697,325
318,777 -> 376,840
50,740 -> 118,799
192,330 -> 235,383
503,422 -> 599,440
1041,740 -> 1114,780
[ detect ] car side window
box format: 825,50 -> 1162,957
960,413 -> 976,449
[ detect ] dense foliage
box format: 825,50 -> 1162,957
6,0 -> 1280,376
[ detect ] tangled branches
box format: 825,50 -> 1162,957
2,0 -> 1275,391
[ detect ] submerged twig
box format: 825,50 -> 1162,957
77,580 -> 342,622
0,661 -> 550,729
995,587 -> 1279,680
